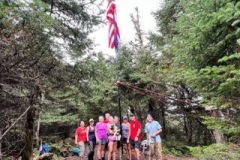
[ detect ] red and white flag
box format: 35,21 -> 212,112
106,0 -> 120,49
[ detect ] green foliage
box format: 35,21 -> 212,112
202,116 -> 240,142
189,143 -> 240,160
0,0 -> 103,157
42,108 -> 79,123
2,0 -> 240,158
152,0 -> 240,149
163,140 -> 191,156
173,0 -> 240,88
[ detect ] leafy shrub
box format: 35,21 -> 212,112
189,143 -> 240,160
162,140 -> 191,156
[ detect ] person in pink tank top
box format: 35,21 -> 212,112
107,116 -> 118,160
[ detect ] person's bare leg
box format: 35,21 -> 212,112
97,144 -> 101,159
128,143 -> 132,160
113,142 -> 117,160
108,142 -> 114,160
102,145 -> 106,160
135,148 -> 140,160
124,144 -> 128,159
118,148 -> 122,159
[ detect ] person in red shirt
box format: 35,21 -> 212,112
75,121 -> 87,160
130,113 -> 141,160
104,112 -> 111,124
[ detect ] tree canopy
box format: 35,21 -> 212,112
1,0 -> 240,159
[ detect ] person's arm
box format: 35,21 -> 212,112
153,122 -> 162,137
135,121 -> 141,141
127,123 -> 131,143
135,129 -> 141,141
86,126 -> 89,142
95,124 -> 99,142
75,129 -> 78,144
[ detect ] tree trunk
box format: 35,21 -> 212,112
213,130 -> 225,143
161,105 -> 166,139
188,118 -> 193,144
36,111 -> 41,149
183,114 -> 188,140
21,107 -> 35,160
211,109 -> 226,143
0,130 -> 2,158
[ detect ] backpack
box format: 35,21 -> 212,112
40,144 -> 49,155
70,147 -> 80,156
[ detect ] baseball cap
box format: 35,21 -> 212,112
89,118 -> 94,122
147,113 -> 152,117
130,113 -> 135,116
123,116 -> 128,119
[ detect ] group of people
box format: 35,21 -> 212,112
75,112 -> 163,160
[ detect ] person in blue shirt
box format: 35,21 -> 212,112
144,114 -> 163,160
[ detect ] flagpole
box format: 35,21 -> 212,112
107,0 -> 123,155
115,47 -> 123,155
117,82 -> 123,153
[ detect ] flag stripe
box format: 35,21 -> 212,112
107,0 -> 120,49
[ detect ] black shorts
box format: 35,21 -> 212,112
117,140 -> 121,149
105,141 -> 108,150
122,137 -> 129,144
130,139 -> 141,149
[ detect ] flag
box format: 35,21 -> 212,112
107,0 -> 120,50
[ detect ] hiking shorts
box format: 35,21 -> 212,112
97,138 -> 107,145
130,139 -> 141,149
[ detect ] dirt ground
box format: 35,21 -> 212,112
60,155 -> 195,160
59,147 -> 196,160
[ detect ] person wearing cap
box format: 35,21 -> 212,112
122,116 -> 131,160
145,114 -> 163,160
75,121 -> 87,160
129,113 -> 141,160
86,119 -> 96,160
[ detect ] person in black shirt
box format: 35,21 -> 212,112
86,119 -> 96,160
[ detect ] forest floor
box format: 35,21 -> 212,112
60,154 -> 196,160
58,144 -> 196,160
59,147 -> 196,160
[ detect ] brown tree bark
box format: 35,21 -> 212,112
21,107 -> 35,160
22,88 -> 39,160
0,130 -> 2,158
160,104 -> 166,139
36,111 -> 41,149
211,109 -> 226,143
